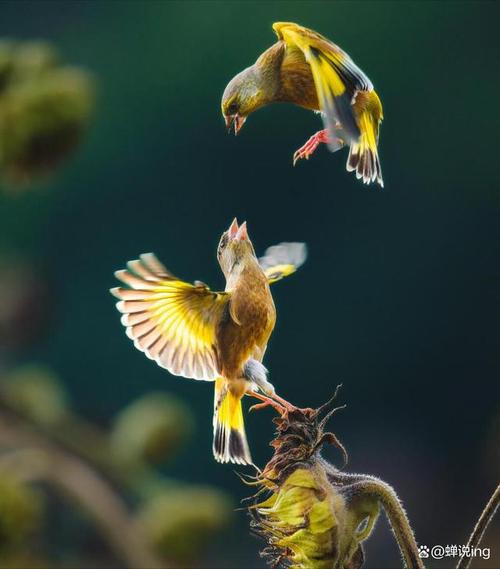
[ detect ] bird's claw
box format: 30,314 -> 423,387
271,393 -> 300,413
292,129 -> 332,166
293,143 -> 317,166
248,391 -> 286,414
293,129 -> 344,166
247,390 -> 306,418
249,401 -> 275,413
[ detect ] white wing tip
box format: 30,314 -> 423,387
110,287 -> 122,299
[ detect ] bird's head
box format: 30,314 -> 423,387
221,67 -> 266,135
217,218 -> 257,278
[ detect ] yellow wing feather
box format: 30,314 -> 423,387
347,90 -> 384,186
273,22 -> 373,145
111,253 -> 228,381
259,242 -> 307,284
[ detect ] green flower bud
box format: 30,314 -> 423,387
3,365 -> 68,426
0,40 -> 94,186
136,486 -> 232,562
9,41 -> 59,82
110,392 -> 194,464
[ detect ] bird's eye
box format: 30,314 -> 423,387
227,101 -> 238,115
217,233 -> 229,257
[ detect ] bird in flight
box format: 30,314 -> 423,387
111,219 -> 307,465
222,22 -> 384,187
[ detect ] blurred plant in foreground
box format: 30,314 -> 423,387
138,486 -> 232,562
0,365 -> 232,568
0,472 -> 43,553
0,257 -> 51,355
0,39 -> 94,188
110,392 -> 194,465
247,388 -> 499,569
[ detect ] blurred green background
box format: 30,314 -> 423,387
0,1 -> 499,567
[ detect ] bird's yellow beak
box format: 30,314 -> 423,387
225,114 -> 247,135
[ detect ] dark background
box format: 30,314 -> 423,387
1,1 -> 499,567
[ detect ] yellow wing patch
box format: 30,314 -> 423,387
347,91 -> 384,186
111,253 -> 228,381
259,242 -> 307,284
264,264 -> 297,284
273,22 -> 373,145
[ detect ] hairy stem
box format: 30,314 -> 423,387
456,483 -> 500,569
0,399 -> 166,569
345,478 -> 424,569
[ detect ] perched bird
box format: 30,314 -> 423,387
110,219 -> 307,465
222,22 -> 384,187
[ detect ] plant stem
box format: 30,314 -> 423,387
345,477 -> 424,569
456,483 -> 500,569
0,399 -> 166,569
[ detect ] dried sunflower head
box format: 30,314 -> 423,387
250,390 -> 380,569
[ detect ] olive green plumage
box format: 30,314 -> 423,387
222,22 -> 384,187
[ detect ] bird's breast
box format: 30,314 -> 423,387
231,279 -> 276,337
216,272 -> 275,379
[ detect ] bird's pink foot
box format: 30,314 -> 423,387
271,393 -> 315,415
248,391 -> 313,416
249,401 -> 274,412
293,129 -> 330,165
249,391 -> 285,413
271,393 -> 298,412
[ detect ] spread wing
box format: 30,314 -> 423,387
273,21 -> 372,147
260,242 -> 307,284
111,253 -> 228,381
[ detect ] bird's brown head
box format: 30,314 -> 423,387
217,218 -> 257,278
221,67 -> 267,135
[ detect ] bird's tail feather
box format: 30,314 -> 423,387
213,378 -> 252,465
346,108 -> 383,187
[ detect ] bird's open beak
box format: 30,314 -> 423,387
226,218 -> 248,241
235,221 -> 248,241
225,114 -> 246,135
228,217 -> 239,238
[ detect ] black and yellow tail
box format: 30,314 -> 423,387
347,91 -> 384,187
213,378 -> 252,465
